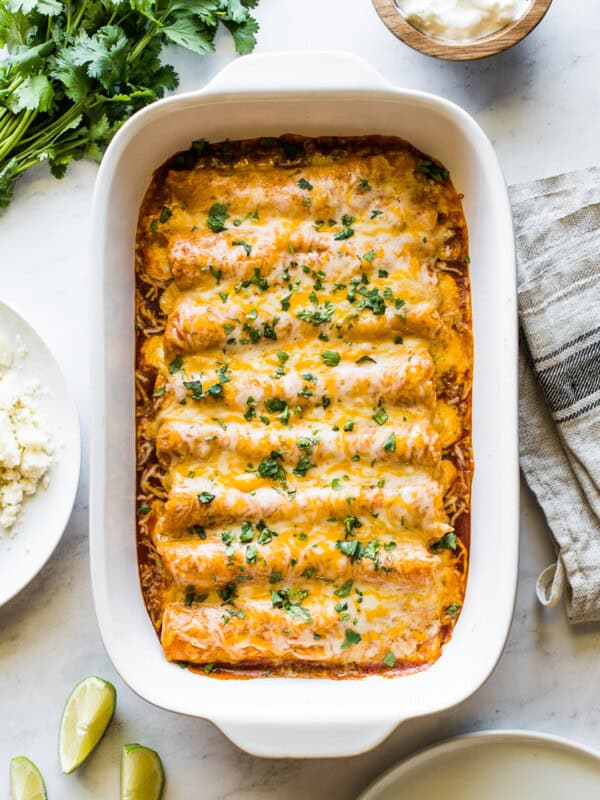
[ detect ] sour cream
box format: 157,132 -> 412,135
396,0 -> 531,42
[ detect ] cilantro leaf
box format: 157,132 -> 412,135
13,73 -> 54,112
162,17 -> 215,55
341,629 -> 361,650
430,532 -> 458,553
224,16 -> 260,55
207,202 -> 229,232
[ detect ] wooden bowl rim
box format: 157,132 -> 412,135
371,0 -> 553,61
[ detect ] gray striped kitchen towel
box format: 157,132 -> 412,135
510,167 -> 600,623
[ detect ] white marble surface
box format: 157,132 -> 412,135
1,0 -> 600,796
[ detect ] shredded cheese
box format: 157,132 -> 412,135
0,340 -> 52,531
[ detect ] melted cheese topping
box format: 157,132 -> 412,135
135,135 -> 472,677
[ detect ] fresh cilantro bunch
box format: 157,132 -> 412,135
0,0 -> 260,208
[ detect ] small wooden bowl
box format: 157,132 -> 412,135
372,0 -> 552,61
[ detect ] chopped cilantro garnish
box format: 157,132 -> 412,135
372,407 -> 388,425
341,629 -> 361,650
183,379 -> 204,400
355,355 -> 376,365
362,249 -> 376,262
446,602 -> 461,617
239,521 -> 254,543
280,292 -> 292,311
244,397 -> 257,422
296,436 -> 318,450
232,240 -> 252,256
344,516 -> 362,536
221,530 -> 234,546
265,397 -> 290,423
153,386 -> 166,398
217,583 -> 238,603
358,178 -> 372,192
383,433 -> 396,452
198,492 -> 215,504
343,420 -> 355,432
262,317 -> 279,340
363,540 -> 380,563
370,210 -> 383,219
209,264 -> 222,285
383,651 -> 396,668
207,202 -> 229,233
271,587 -> 311,623
159,205 -> 172,224
192,138 -> 208,154
356,286 -> 386,315
297,301 -> 335,326
168,355 -> 183,374
336,540 -> 364,562
298,177 -> 313,191
137,504 -> 151,515
293,455 -> 316,477
415,158 -> 449,183
256,450 -> 286,483
430,532 -> 458,553
184,587 -> 195,606
320,350 -> 340,367
258,528 -> 276,544
334,579 -> 354,598
245,544 -> 257,564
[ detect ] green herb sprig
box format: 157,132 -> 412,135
0,0 -> 260,208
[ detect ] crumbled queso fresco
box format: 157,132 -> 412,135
0,339 -> 52,531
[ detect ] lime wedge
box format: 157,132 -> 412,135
121,744 -> 165,800
59,676 -> 116,773
9,757 -> 47,800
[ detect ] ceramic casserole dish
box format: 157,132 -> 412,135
90,51 -> 518,758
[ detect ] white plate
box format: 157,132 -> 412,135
0,300 -> 81,606
358,731 -> 600,800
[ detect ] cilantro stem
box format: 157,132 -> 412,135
9,105 -> 83,160
0,110 -> 37,161
128,22 -> 161,62
71,0 -> 88,31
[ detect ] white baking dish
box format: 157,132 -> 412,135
90,51 -> 518,759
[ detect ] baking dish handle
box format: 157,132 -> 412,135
203,50 -> 391,95
215,718 -> 397,759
